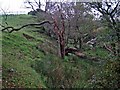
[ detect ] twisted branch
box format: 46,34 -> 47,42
1,20 -> 52,33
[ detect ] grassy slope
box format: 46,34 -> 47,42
2,15 -> 109,88
2,15 -> 47,88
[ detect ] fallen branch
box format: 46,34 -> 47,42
103,43 -> 115,54
65,47 -> 86,58
65,47 -> 102,62
1,20 -> 52,33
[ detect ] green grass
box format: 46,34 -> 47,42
2,32 -> 47,88
1,15 -> 109,88
2,31 -> 101,88
2,14 -> 37,26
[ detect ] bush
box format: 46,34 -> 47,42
31,55 -> 85,88
89,59 -> 120,88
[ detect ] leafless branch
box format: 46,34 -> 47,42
110,1 -> 119,16
27,1 -> 36,11
1,20 -> 52,33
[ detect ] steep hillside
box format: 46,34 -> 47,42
2,15 -> 108,88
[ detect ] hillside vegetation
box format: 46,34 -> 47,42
2,15 -> 116,88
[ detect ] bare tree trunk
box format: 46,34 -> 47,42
66,19 -> 71,47
78,37 -> 82,50
74,38 -> 78,48
59,35 -> 65,59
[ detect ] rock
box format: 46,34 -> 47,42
8,68 -> 16,73
90,57 -> 99,61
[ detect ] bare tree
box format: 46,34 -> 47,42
51,4 -> 66,58
65,2 -> 96,50
89,1 -> 120,57
1,2 -> 96,59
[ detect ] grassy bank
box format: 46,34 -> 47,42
2,15 -> 109,88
